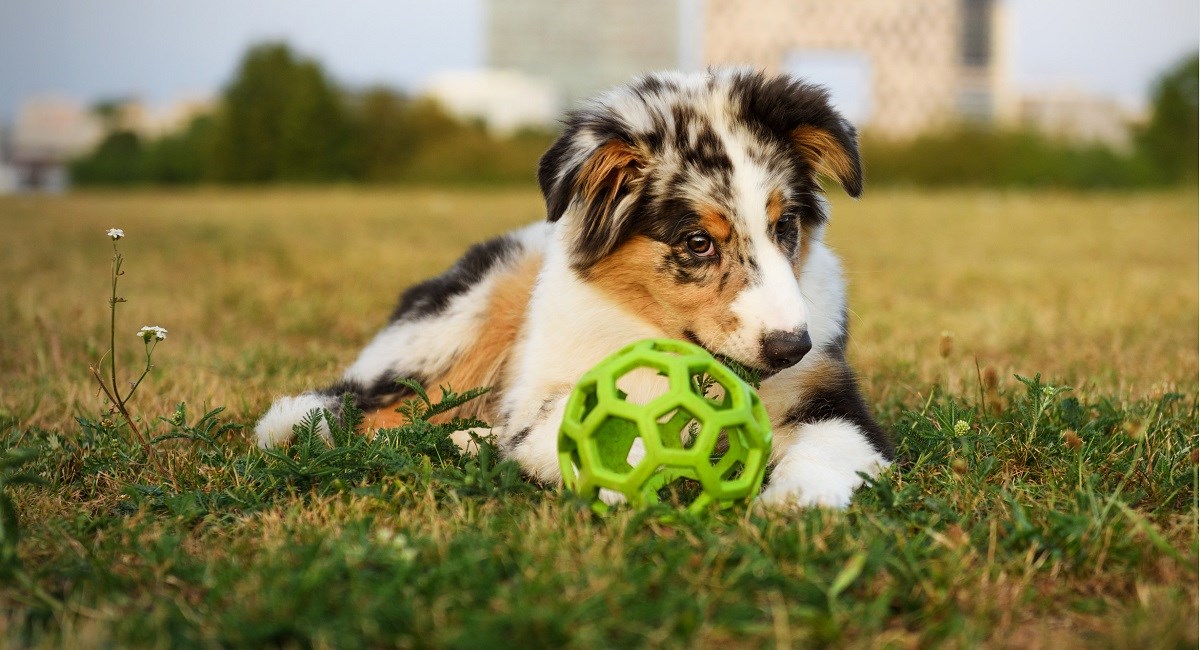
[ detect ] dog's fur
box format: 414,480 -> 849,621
255,69 -> 894,508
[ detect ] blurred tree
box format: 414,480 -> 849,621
354,90 -> 458,181
1135,53 -> 1199,183
69,130 -> 145,186
143,115 -> 213,185
862,127 -> 1156,189
209,43 -> 355,183
90,98 -> 133,132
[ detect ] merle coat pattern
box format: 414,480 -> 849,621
256,69 -> 894,508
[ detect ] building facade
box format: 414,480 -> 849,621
703,0 -> 1009,137
486,0 -> 680,111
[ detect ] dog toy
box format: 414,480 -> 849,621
558,338 -> 772,514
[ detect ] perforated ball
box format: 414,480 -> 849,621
558,338 -> 772,514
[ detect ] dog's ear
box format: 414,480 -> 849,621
791,122 -> 862,197
538,127 -> 645,267
737,72 -> 863,197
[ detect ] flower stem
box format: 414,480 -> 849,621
98,241 -> 174,488
109,244 -> 120,416
123,340 -> 155,403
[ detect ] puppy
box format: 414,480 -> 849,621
255,69 -> 894,507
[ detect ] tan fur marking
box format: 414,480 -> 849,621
576,140 -> 642,214
364,254 -> 543,430
589,235 -> 748,343
588,236 -> 661,325
699,207 -> 732,242
795,354 -> 843,395
792,125 -> 854,189
796,223 -> 815,272
766,189 -> 785,225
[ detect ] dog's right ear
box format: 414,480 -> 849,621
538,125 -> 646,268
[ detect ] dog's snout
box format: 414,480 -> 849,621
762,330 -> 813,370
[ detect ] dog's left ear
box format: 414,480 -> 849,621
539,124 -> 646,267
738,73 -> 863,197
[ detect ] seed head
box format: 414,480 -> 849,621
981,366 -> 999,391
1063,429 -> 1082,450
1123,420 -> 1145,441
939,331 -> 954,359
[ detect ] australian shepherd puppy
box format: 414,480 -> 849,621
255,69 -> 894,507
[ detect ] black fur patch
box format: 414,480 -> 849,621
508,425 -> 533,450
391,234 -> 517,321
728,70 -> 863,197
781,357 -> 894,459
319,371 -> 425,417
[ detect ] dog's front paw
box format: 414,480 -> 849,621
756,463 -> 863,509
755,418 -> 889,510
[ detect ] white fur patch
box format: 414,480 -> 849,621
757,418 -> 888,508
254,393 -> 335,448
796,240 -> 847,350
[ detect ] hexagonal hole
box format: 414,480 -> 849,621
720,459 -> 746,482
655,476 -> 703,507
614,365 -> 672,406
689,370 -> 731,409
654,406 -> 702,450
708,431 -> 742,474
590,415 -> 642,474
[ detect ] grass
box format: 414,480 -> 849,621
0,187 -> 1196,647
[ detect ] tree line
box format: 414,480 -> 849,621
71,44 -> 1197,189
71,43 -> 555,187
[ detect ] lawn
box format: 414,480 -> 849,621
0,188 -> 1196,647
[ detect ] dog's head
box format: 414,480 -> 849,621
538,69 -> 862,375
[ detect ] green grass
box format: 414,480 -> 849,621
0,188 -> 1196,647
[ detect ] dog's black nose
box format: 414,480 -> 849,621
762,330 -> 813,370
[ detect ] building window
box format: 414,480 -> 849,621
961,0 -> 992,68
783,50 -> 873,125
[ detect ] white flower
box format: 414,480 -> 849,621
137,325 -> 167,342
106,228 -> 125,240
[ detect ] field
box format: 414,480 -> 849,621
0,188 -> 1196,647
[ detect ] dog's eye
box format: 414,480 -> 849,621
685,232 -> 716,257
774,214 -> 796,238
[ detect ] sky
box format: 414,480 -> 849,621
0,0 -> 1195,122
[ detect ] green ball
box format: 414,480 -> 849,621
558,338 -> 773,514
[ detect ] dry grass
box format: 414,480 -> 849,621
0,188 -> 1194,431
0,187 -> 1195,647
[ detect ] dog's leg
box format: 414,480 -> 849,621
757,354 -> 894,508
498,390 -> 572,484
757,419 -> 889,508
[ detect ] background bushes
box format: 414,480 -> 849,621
70,44 -> 1197,189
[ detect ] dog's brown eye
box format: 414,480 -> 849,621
774,214 -> 796,238
686,232 -> 716,257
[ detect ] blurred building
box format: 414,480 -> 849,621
486,0 -> 680,111
5,97 -> 103,193
95,96 -> 212,139
423,70 -> 559,135
0,125 -> 16,194
1018,89 -> 1141,149
0,96 -> 212,193
704,0 -> 1012,138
